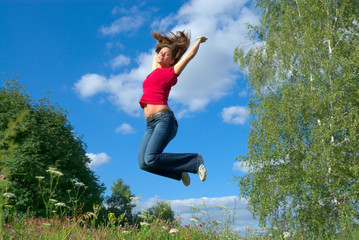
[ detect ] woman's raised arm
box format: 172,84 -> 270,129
152,53 -> 159,70
174,36 -> 208,75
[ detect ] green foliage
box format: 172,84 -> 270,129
0,77 -> 105,217
234,0 -> 359,238
0,102 -> 29,235
105,178 -> 136,225
147,199 -> 175,222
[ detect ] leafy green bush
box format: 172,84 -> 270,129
0,77 -> 105,217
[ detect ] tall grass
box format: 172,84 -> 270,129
1,210 -> 257,240
3,167 -> 359,239
3,175 -> 359,240
3,208 -> 359,239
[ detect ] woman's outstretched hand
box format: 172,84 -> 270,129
174,35 -> 208,74
196,36 -> 208,43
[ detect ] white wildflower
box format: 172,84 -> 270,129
53,170 -> 63,177
75,182 -> 85,187
46,167 -> 56,174
3,192 -> 16,198
46,167 -> 63,177
283,232 -> 291,238
36,176 -> 45,180
138,214 -> 147,219
169,228 -> 179,234
122,231 -> 130,234
140,222 -> 150,226
55,202 -> 66,207
49,199 -> 58,203
190,218 -> 199,223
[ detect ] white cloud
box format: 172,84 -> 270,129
74,51 -> 153,116
109,54 -> 131,70
111,6 -> 142,16
238,89 -> 248,97
150,13 -> 176,32
221,106 -> 249,124
99,16 -> 144,35
86,152 -> 111,169
74,74 -> 108,98
75,0 -> 259,117
233,161 -> 251,173
115,123 -> 136,134
133,195 -> 258,231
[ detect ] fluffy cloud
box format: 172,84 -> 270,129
99,16 -> 144,35
74,74 -> 108,99
86,152 -> 111,169
74,51 -> 153,116
233,161 -> 251,173
74,0 -> 258,117
238,89 -> 248,97
221,106 -> 249,125
109,54 -> 131,70
115,123 -> 136,134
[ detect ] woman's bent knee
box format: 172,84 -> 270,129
138,156 -> 147,170
138,153 -> 157,170
144,154 -> 158,168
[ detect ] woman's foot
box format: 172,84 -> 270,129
181,172 -> 190,186
198,155 -> 207,181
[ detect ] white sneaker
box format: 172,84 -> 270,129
198,155 -> 207,181
181,172 -> 190,186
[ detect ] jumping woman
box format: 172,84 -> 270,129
138,30 -> 208,186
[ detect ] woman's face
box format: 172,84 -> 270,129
157,47 -> 174,67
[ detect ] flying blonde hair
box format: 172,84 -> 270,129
151,30 -> 191,65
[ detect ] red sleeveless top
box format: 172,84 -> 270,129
139,66 -> 179,109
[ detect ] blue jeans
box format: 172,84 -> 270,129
138,111 -> 200,181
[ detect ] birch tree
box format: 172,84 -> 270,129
234,0 -> 359,237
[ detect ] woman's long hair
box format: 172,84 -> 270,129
151,30 -> 191,65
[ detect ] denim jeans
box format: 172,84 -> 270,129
138,111 -> 200,181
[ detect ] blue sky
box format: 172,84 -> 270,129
1,0 -> 259,230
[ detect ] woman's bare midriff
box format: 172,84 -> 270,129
143,104 -> 171,118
